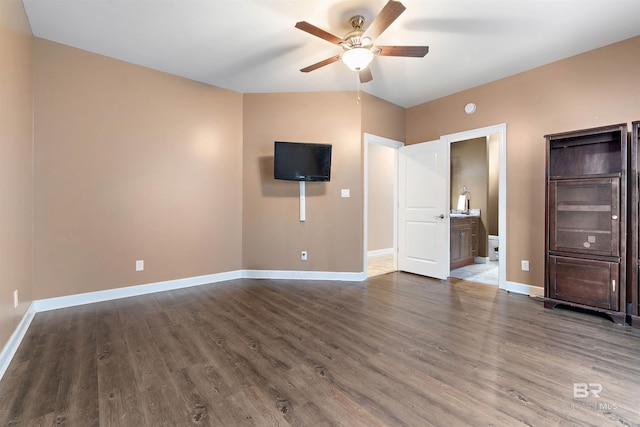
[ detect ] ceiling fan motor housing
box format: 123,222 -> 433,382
343,15 -> 372,49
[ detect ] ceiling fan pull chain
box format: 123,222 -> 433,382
356,71 -> 361,105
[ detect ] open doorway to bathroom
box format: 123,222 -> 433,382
449,133 -> 500,285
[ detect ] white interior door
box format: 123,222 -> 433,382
398,138 -> 450,279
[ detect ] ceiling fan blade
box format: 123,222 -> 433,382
300,55 -> 342,73
377,46 -> 429,57
295,21 -> 343,45
363,0 -> 406,41
359,68 -> 373,83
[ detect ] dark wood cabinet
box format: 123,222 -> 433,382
450,216 -> 478,269
544,123 -> 627,324
628,121 -> 640,327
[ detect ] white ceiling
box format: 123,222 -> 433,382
22,0 -> 640,108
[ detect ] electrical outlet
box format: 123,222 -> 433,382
13,290 -> 18,308
301,251 -> 308,261
521,260 -> 530,271
136,260 -> 144,271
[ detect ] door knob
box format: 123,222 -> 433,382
434,214 -> 445,219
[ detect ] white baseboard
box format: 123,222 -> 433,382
0,303 -> 36,382
474,256 -> 490,264
242,269 -> 367,281
503,281 -> 544,297
31,269 -> 367,314
32,270 -> 244,313
367,248 -> 394,257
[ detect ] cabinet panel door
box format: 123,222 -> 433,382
450,224 -> 471,262
549,178 -> 619,256
549,256 -> 618,310
450,227 -> 461,262
459,226 -> 472,260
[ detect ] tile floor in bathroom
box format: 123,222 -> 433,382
368,252 -> 499,287
449,260 -> 499,286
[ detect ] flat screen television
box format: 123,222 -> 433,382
274,141 -> 332,182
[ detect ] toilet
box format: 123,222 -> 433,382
488,235 -> 499,261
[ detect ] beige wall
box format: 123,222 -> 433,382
242,92 -> 364,272
33,39 -> 244,299
0,0 -> 33,353
451,137 -> 488,256
360,92 -> 406,142
407,36 -> 640,287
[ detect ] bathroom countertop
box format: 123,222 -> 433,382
450,213 -> 480,218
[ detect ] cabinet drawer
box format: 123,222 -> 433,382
549,256 -> 618,310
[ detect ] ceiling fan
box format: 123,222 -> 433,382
295,0 -> 429,83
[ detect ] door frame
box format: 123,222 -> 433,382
363,133 -> 403,276
441,123 -> 507,289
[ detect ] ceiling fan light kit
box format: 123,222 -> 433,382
342,47 -> 374,71
296,0 -> 429,83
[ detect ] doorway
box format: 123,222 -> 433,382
363,133 -> 403,277
363,124 -> 506,288
442,124 -> 507,289
449,134 -> 500,286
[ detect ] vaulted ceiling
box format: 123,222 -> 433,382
22,0 -> 640,108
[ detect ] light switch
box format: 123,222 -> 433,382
341,189 -> 350,198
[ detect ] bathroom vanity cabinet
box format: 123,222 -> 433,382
450,216 -> 478,269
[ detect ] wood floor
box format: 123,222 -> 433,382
1,273 -> 640,426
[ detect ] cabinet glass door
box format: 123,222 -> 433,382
549,178 -> 619,256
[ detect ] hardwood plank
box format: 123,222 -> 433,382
225,385 -> 290,426
171,366 -> 225,426
53,304 -> 99,426
5,327 -> 66,422
96,314 -> 148,426
120,321 -> 193,425
0,360 -> 28,425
